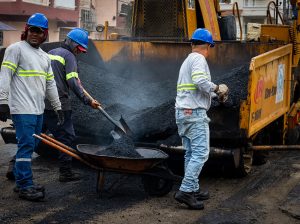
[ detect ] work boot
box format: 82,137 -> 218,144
19,187 -> 45,202
13,184 -> 45,193
194,189 -> 210,201
6,158 -> 15,181
59,168 -> 81,182
174,190 -> 204,210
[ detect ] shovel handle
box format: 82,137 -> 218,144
83,88 -> 103,110
83,88 -> 126,133
83,88 -> 93,99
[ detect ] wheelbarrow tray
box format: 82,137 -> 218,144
77,144 -> 169,172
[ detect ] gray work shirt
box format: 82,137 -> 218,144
0,41 -> 61,114
175,52 -> 217,110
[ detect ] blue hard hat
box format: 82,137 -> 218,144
191,28 -> 215,47
27,13 -> 48,29
67,28 -> 88,50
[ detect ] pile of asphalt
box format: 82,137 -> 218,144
72,60 -> 250,147
211,63 -> 250,107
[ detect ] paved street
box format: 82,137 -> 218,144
0,120 -> 299,224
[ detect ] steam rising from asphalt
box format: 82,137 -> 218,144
72,56 -> 250,148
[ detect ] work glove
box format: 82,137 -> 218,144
0,104 -> 10,122
55,110 -> 65,126
216,84 -> 229,103
90,99 -> 101,109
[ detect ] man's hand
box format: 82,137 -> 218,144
0,104 -> 10,122
55,110 -> 65,126
216,84 -> 229,103
219,93 -> 228,103
90,99 -> 101,109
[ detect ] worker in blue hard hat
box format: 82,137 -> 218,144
0,13 -> 63,201
174,28 -> 228,209
45,28 -> 100,182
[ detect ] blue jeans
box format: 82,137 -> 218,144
43,110 -> 76,169
175,108 -> 210,193
12,114 -> 43,190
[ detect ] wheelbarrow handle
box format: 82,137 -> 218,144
33,134 -> 99,170
40,133 -> 77,154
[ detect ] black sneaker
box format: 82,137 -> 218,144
19,187 -> 45,201
6,159 -> 15,181
194,189 -> 209,200
14,184 -> 45,193
174,190 -> 204,210
59,169 -> 81,182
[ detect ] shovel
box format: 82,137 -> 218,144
83,89 -> 131,135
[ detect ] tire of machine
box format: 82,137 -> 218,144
142,175 -> 174,197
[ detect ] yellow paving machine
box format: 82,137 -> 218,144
1,0 -> 300,177
79,0 -> 300,176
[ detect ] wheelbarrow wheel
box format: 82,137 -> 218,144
142,175 -> 174,197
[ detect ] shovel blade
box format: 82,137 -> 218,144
114,116 -> 132,136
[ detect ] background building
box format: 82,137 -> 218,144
0,0 -> 294,47
0,0 -> 80,47
220,0 -> 291,40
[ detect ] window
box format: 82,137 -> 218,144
22,0 -> 49,6
220,0 -> 231,3
244,0 -> 267,7
59,27 -> 72,42
54,0 -> 75,9
81,9 -> 96,31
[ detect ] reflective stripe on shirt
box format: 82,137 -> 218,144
47,73 -> 54,80
48,54 -> 65,66
1,61 -> 17,72
66,72 -> 78,80
18,70 -> 51,79
177,83 -> 197,91
191,71 -> 209,81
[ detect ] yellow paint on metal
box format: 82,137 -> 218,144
240,45 -> 293,138
92,40 -> 282,66
185,0 -> 197,39
260,25 -> 290,44
198,0 -> 221,41
104,21 -> 109,40
93,41 -> 128,62
92,41 -> 190,63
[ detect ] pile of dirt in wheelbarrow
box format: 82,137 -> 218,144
96,133 -> 142,158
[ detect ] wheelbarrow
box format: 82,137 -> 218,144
33,133 -> 181,197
